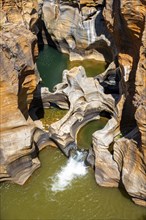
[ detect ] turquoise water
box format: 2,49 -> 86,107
37,45 -> 68,91
1,45 -> 146,220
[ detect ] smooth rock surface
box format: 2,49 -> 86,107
93,0 -> 146,206
0,1 -> 50,185
39,0 -> 113,61
48,66 -> 116,156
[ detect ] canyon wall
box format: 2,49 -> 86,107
0,0 -> 145,207
101,0 -> 146,207
39,0 -> 146,206
0,0 -> 49,185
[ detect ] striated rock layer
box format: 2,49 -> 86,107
40,0 -> 146,206
0,0 -> 145,207
38,0 -> 113,61
0,0 -> 50,185
48,66 -> 116,156
92,0 -> 146,206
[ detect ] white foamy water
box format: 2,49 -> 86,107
51,151 -> 88,192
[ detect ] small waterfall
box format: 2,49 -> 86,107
84,10 -> 100,45
84,18 -> 97,45
51,150 -> 88,192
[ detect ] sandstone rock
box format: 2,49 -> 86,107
0,0 -> 145,208
39,0 -> 113,61
80,0 -> 99,6
48,66 -> 116,156
1,0 -> 39,33
134,90 -> 146,157
93,117 -> 120,187
93,0 -> 146,206
40,86 -> 70,110
40,0 -> 146,207
0,2 -> 50,185
114,134 -> 146,207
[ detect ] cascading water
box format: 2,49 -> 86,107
51,150 -> 88,192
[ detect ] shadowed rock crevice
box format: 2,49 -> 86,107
29,83 -> 45,121
100,0 -> 146,206
37,18 -> 58,51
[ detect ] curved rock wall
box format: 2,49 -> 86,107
100,0 -> 146,207
39,0 -> 113,61
0,0 -> 49,185
48,66 -> 116,156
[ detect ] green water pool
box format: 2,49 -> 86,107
37,45 -> 106,91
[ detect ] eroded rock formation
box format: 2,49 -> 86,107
0,0 -> 145,208
39,0 -> 146,206
101,0 -> 146,207
0,0 -> 50,185
38,0 -> 113,61
47,66 -> 116,156
1,0 -> 39,32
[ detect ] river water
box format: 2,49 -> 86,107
0,45 -> 145,220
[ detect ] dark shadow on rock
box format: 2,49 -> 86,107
95,6 -> 106,37
96,66 -> 120,104
100,69 -> 120,98
109,0 -> 146,137
86,41 -> 113,63
18,70 -> 32,120
37,18 -> 57,52
93,3 -> 114,62
31,128 -> 50,154
118,181 -> 133,201
37,18 -> 44,51
85,148 -> 95,168
29,83 -> 44,121
100,110 -> 111,119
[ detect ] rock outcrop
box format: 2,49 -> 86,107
0,0 -> 49,185
89,0 -> 146,206
38,0 -> 113,61
47,66 -> 116,156
1,0 -> 39,33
